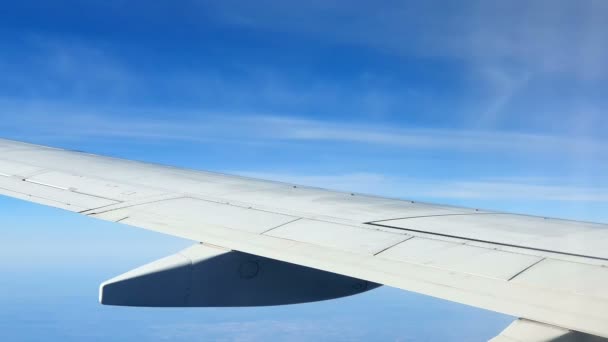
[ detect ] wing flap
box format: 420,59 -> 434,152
370,214 -> 608,260
377,237 -> 543,281
510,258 -> 608,300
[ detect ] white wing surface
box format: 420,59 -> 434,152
1,138 -> 607,339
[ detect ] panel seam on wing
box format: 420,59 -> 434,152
366,212 -> 502,224
507,258 -> 547,282
260,217 -> 303,234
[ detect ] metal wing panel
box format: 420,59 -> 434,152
220,186 -> 480,222
25,171 -> 169,202
2,138 -> 608,337
94,197 -> 300,234
0,159 -> 45,178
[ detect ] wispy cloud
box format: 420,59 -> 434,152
1,30 -> 606,138
149,319 -> 367,342
0,35 -> 432,120
474,66 -> 532,128
0,35 -> 138,102
1,105 -> 607,157
201,1 -> 608,132
204,1 -> 608,79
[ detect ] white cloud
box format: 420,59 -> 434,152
2,30 -> 606,137
0,35 -> 138,101
1,104 -> 607,157
204,1 -> 608,79
149,319 -> 366,341
200,1 -> 608,131
0,36 -> 432,120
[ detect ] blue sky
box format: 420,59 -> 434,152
0,1 -> 607,341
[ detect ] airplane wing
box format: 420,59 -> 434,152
1,138 -> 607,341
